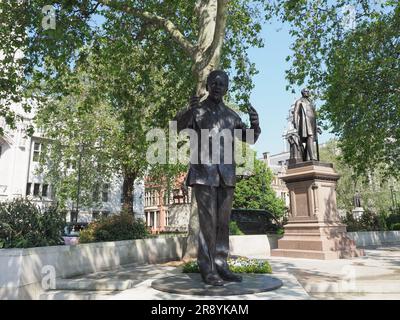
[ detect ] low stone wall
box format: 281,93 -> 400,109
0,236 -> 185,300
229,234 -> 281,257
348,231 -> 400,247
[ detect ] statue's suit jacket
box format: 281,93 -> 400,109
293,98 -> 318,139
175,98 -> 261,187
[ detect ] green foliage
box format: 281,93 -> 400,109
182,260 -> 200,273
78,213 -> 149,243
0,199 -> 66,248
385,214 -> 400,230
229,221 -> 244,235
323,9 -> 400,177
391,223 -> 400,231
274,1 -> 399,177
320,140 -> 397,214
35,88 -> 117,209
276,228 -> 285,236
1,0 -> 270,132
8,1 -> 272,212
182,257 -> 272,274
342,211 -> 387,232
233,158 -> 287,218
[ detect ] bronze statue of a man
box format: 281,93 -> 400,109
175,70 -> 261,286
354,191 -> 362,208
293,88 -> 321,161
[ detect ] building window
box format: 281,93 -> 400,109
42,184 -> 49,197
33,183 -> 40,196
145,188 -> 159,207
145,211 -> 149,226
26,183 -> 32,196
150,211 -> 155,227
102,184 -> 109,202
156,211 -> 160,228
93,184 -> 99,202
144,191 -> 149,206
165,211 -> 169,226
32,142 -> 41,162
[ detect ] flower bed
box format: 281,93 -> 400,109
182,257 -> 272,274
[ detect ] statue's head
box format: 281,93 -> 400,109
206,70 -> 229,102
301,88 -> 311,98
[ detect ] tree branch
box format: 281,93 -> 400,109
97,0 -> 196,59
208,0 -> 229,59
201,0 -> 228,69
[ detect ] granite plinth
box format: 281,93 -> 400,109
272,162 -> 363,259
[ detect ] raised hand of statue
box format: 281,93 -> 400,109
247,104 -> 259,126
189,95 -> 200,108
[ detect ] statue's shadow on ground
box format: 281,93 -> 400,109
151,273 -> 283,296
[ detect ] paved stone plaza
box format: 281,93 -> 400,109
39,245 -> 400,300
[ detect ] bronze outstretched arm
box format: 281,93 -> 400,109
236,104 -> 261,144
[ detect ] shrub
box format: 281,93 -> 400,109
79,213 -> 149,243
391,223 -> 400,231
385,214 -> 400,230
182,257 -> 272,274
78,226 -> 95,243
229,220 -> 244,235
0,199 -> 66,248
342,210 -> 387,232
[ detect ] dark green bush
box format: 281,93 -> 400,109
182,257 -> 272,274
385,214 -> 400,230
229,220 -> 244,235
79,213 -> 149,243
391,223 -> 400,231
342,210 -> 387,232
0,199 -> 66,248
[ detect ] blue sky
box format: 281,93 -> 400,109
247,19 -> 333,157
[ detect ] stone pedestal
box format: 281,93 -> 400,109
271,161 -> 364,260
352,207 -> 364,220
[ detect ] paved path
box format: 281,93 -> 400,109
40,245 -> 400,300
264,245 -> 400,299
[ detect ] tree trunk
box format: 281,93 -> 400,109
122,172 -> 136,215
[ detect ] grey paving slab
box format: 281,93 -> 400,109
41,244 -> 400,300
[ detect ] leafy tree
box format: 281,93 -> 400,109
1,1 -> 272,256
273,0 -> 399,177
323,9 -> 400,177
233,158 -> 287,218
319,139 -> 397,215
1,0 -> 267,129
35,71 -> 117,210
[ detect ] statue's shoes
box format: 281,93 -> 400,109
202,273 -> 224,286
217,268 -> 243,282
